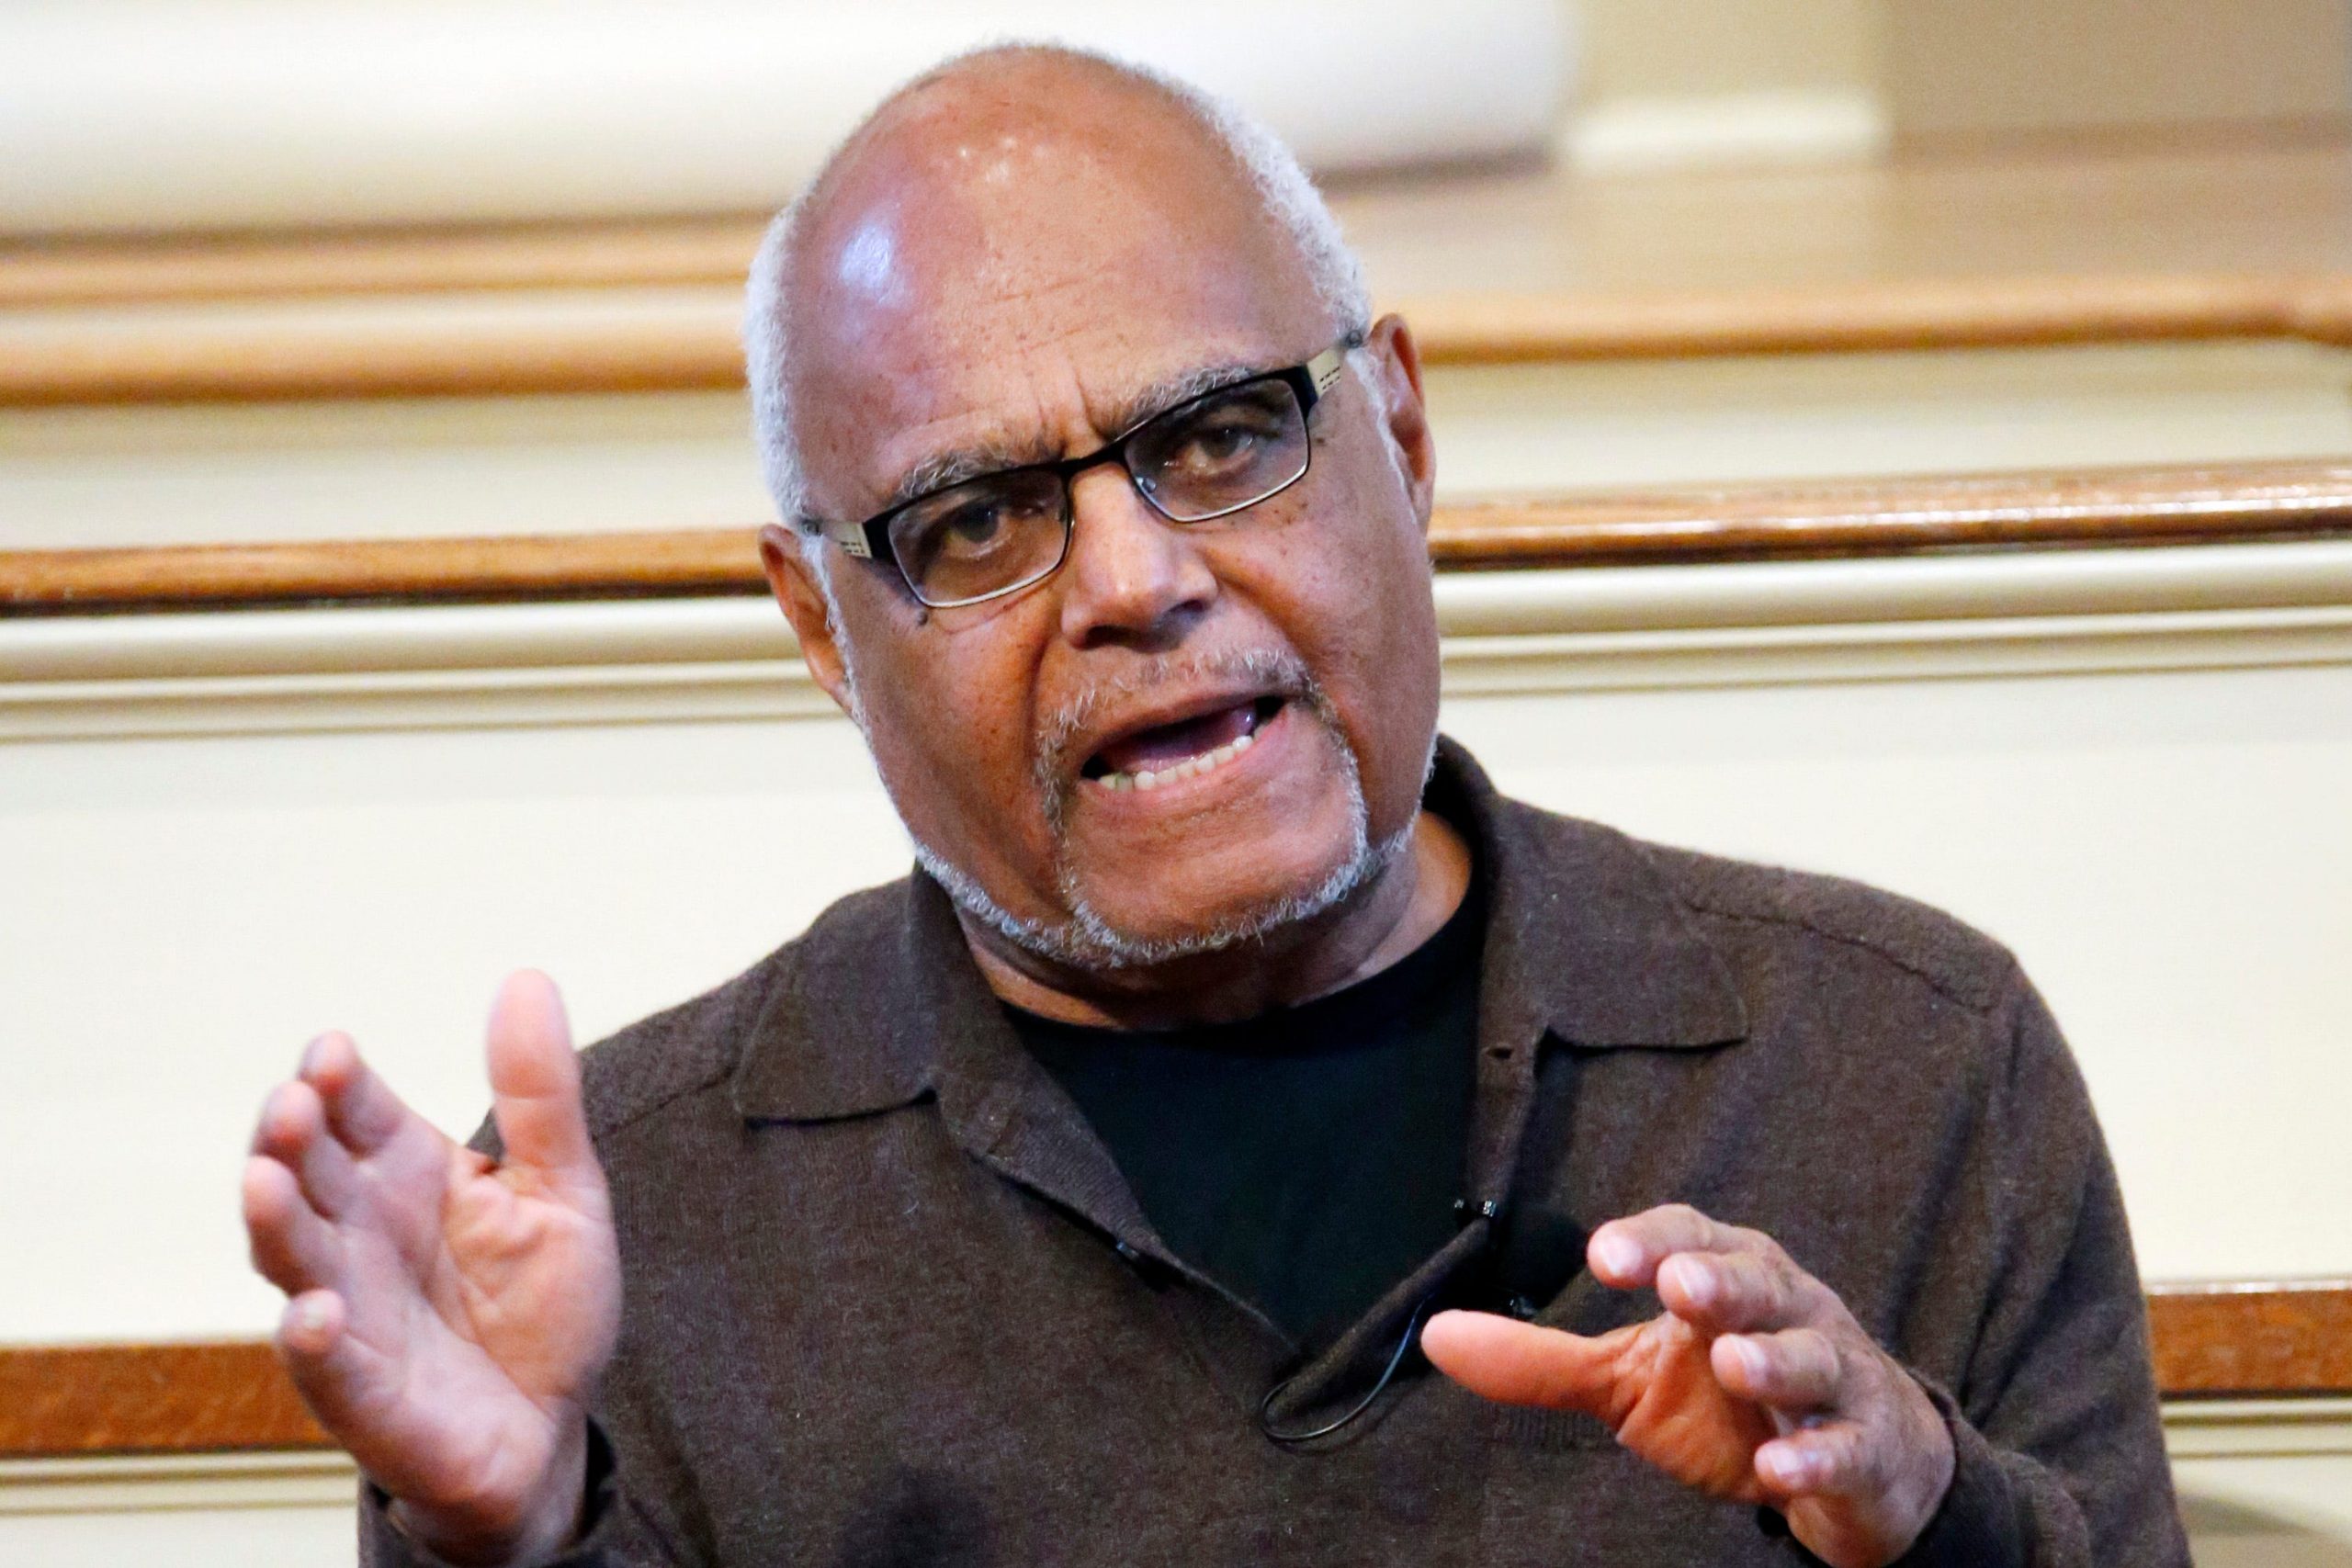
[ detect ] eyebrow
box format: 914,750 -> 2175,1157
874,357 -> 1272,514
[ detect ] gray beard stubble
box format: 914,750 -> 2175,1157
905,647 -> 1422,972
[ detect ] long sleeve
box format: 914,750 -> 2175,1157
357,1418 -> 693,1568
1889,970 -> 2189,1567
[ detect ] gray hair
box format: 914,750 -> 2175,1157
741,41 -> 1374,578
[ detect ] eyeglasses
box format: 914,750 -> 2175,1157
810,334 -> 1361,609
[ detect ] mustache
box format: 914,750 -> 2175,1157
1033,647 -> 1331,802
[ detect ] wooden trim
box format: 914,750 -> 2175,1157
2148,1281 -> 2352,1399
0,219 -> 766,309
1421,461 -> 2352,570
0,296 -> 749,407
1,529 -> 766,614
8,461 -> 2352,615
1,1282 -> 2343,1458
6,272 -> 2352,407
0,1341 -> 328,1458
1403,272 -> 2352,365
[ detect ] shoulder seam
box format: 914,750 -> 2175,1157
1678,892 -> 2019,1017
591,1055 -> 739,1142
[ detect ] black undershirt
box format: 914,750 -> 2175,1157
1009,884 -> 1483,1349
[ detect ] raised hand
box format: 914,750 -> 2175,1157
241,971 -> 622,1566
1421,1204 -> 1953,1568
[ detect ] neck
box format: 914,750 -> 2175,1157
962,809 -> 1473,1030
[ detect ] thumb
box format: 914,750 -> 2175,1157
1422,1310 -> 1622,1418
485,970 -> 600,1195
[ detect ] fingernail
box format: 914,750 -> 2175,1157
1676,1259 -> 1715,1306
293,1297 -> 330,1335
299,1036 -> 327,1075
1726,1336 -> 1765,1380
1594,1234 -> 1641,1277
1763,1447 -> 1809,1487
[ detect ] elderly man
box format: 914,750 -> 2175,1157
242,44 -> 2188,1568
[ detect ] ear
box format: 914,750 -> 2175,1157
758,524 -> 858,717
1362,313 -> 1435,532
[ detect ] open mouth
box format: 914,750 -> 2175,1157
1080,695 -> 1285,793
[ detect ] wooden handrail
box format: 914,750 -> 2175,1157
6,460 -> 2351,616
2148,1280 -> 2352,1399
6,273 -> 2352,408
0,1341 -> 329,1458
0,1281 -> 2343,1459
9,140 -> 2352,405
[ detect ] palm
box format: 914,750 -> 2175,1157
243,971 -> 621,1547
329,1116 -> 619,1514
1568,1312 -> 1778,1502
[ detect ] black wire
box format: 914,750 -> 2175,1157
1256,1292 -> 1439,1446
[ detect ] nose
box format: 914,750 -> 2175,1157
1055,465 -> 1217,651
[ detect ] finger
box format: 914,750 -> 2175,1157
1658,1247 -> 1823,1336
243,1156 -> 344,1297
250,1079 -> 360,1219
1589,1203 -> 1759,1288
273,1289 -> 383,1438
485,971 -> 601,1194
1420,1310 -> 1620,1419
300,1032 -> 418,1157
1713,1327 -> 1843,1413
1757,1419 -> 1872,1500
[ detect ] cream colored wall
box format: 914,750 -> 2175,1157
1576,0 -> 1880,100
6,547 -> 2352,1559
1885,0 -> 2352,140
1563,0 -> 2352,165
1561,0 -> 1887,164
7,542 -> 2352,1340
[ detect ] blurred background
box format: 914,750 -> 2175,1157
3,3 -> 2350,1562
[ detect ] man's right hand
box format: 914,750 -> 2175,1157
241,971 -> 622,1567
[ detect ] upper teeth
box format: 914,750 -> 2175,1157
1098,729 -> 1254,793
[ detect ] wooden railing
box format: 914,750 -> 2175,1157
1,1282 -> 2345,1459
9,276 -> 2352,410
7,141 -> 2352,406
7,273 -> 2352,408
6,460 -> 2352,616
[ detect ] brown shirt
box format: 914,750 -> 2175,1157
363,739 -> 2188,1566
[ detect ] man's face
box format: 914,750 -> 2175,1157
775,83 -> 1440,966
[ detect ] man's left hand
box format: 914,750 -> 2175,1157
1421,1203 -> 1954,1568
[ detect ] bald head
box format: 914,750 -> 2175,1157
743,44 -> 1442,989
744,45 -> 1370,541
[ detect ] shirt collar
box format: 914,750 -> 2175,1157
1431,736 -> 1748,1053
730,736 -> 1747,1124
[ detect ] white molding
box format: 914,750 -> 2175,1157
2165,1399 -> 2352,1461
1563,89 -> 1888,172
0,1450 -> 356,1515
7,542 -> 2352,742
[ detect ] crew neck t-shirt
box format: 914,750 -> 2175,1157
1008,886 -> 1484,1349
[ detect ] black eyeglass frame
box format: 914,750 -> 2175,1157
808,333 -> 1363,608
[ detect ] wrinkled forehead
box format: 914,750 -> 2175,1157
783,87 -> 1330,512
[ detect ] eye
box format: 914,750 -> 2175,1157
927,498 -> 1012,558
1160,399 -> 1284,477
1180,421 -> 1260,468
